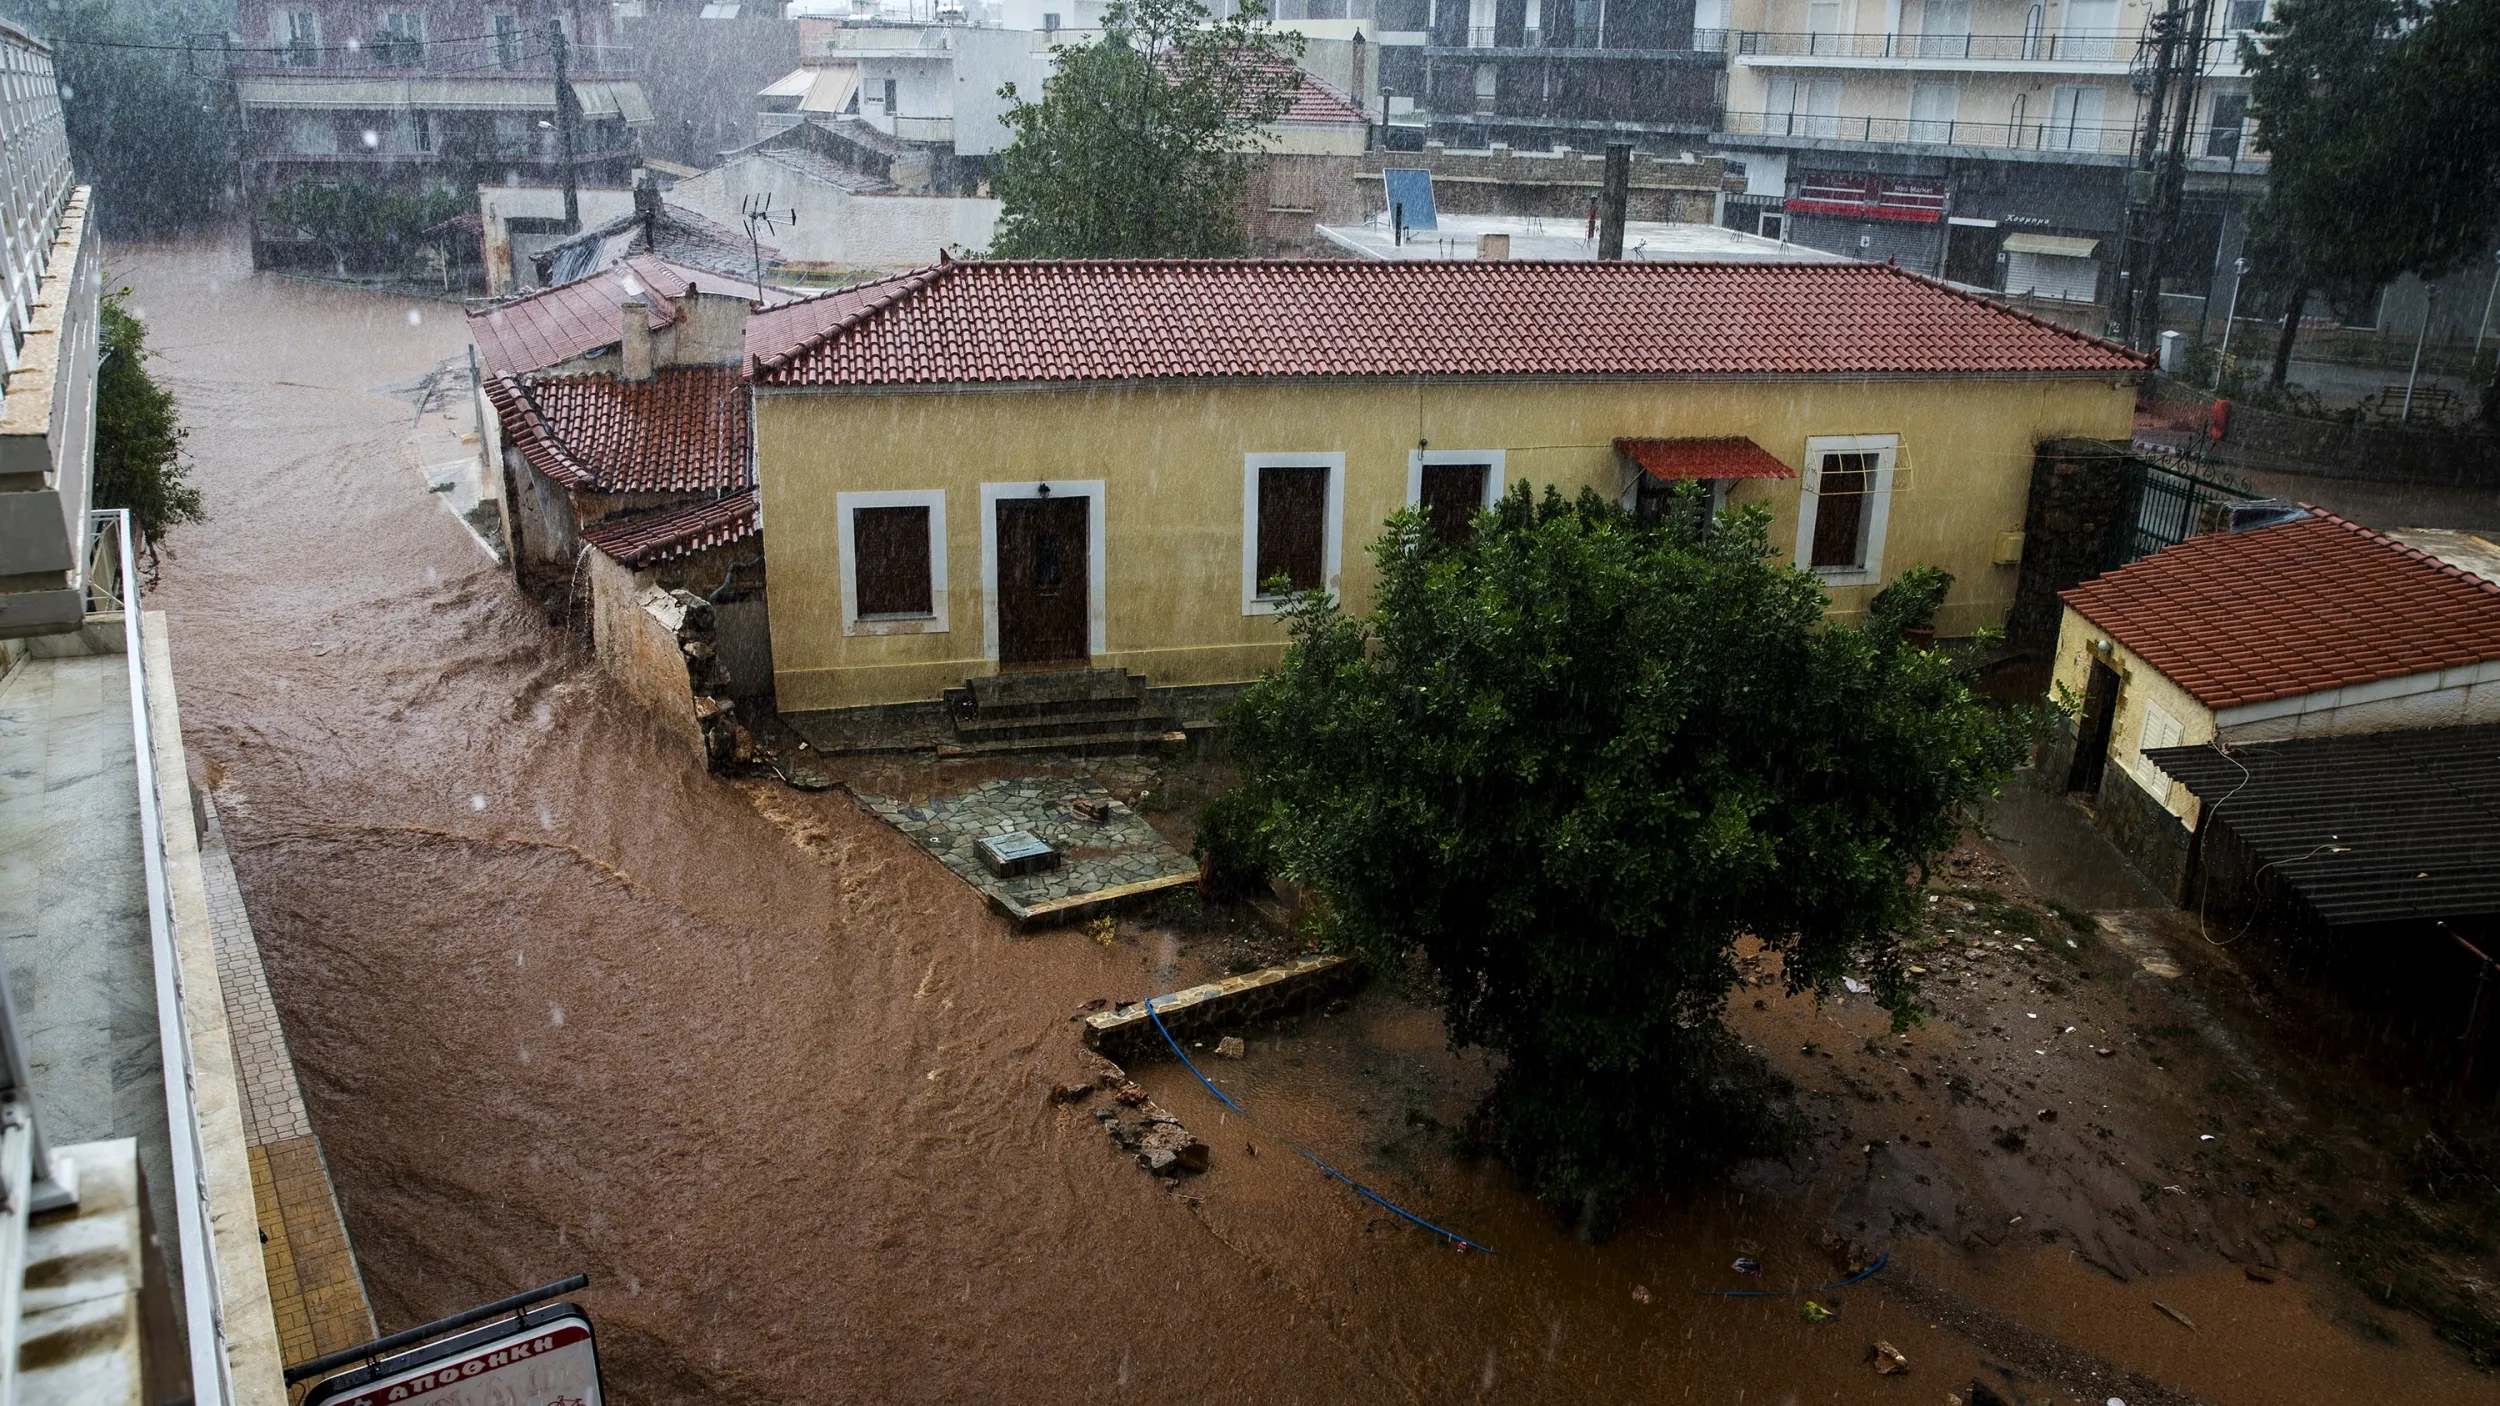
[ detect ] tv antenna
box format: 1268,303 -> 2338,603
739,193 -> 797,302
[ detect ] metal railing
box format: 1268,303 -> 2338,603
90,507 -> 239,1406
229,38 -> 636,77
1732,28 -> 2249,65
0,20 -> 71,377
1723,106 -> 2262,161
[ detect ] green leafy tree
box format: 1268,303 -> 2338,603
1229,487 -> 2026,1233
2243,0 -> 2500,387
989,0 -> 1304,257
5,0 -> 238,235
265,178 -> 473,276
95,287 -> 204,554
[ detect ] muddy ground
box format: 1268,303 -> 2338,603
126,237 -> 2500,1404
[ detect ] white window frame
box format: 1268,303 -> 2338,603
277,10 -> 320,66
1404,448 -> 1506,525
1793,434 -> 1898,588
1241,452 -> 1345,616
979,479 -> 1107,662
837,489 -> 948,637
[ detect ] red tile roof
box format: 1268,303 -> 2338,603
470,254 -> 746,376
741,269 -> 931,375
1261,60 -> 1369,125
750,258 -> 2148,388
2060,509 -> 2500,711
583,490 -> 761,568
1616,437 -> 1797,480
486,365 -> 752,496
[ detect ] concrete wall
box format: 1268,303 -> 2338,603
667,154 -> 1002,269
758,372 -> 2138,710
588,552 -> 709,761
476,185 -> 638,295
0,187 -> 98,638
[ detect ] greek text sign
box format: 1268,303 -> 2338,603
305,1313 -> 601,1406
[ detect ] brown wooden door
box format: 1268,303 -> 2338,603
996,495 -> 1089,666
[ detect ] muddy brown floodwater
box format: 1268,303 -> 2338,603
123,239 -> 2500,1405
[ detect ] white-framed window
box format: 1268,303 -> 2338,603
277,10 -> 320,67
837,489 -> 948,636
2059,0 -> 2118,60
1242,452 -> 1345,615
1793,434 -> 1898,586
1766,76 -> 1841,138
1405,449 -> 1505,548
1908,80 -> 1960,143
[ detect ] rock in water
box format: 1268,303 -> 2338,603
1215,1036 -> 1247,1060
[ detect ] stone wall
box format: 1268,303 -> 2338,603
2007,439 -> 2130,654
1084,955 -> 1364,1063
586,554 -> 746,769
2091,756 -> 2195,903
2143,373 -> 2500,488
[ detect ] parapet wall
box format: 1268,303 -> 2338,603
1083,955 -> 1363,1063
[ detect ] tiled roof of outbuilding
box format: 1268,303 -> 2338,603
583,490 -> 761,568
467,254 -> 783,376
747,258 -> 2149,388
2060,509 -> 2500,711
486,365 -> 752,496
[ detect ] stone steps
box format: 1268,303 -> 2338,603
944,667 -> 1178,756
935,727 -> 1188,758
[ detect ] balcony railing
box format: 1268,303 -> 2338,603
231,39 -> 637,78
1724,106 -> 2264,161
1446,27 -> 1734,51
1732,28 -> 2247,65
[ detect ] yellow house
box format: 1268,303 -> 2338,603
745,257 -> 2145,716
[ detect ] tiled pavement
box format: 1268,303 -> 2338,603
855,775 -> 1200,919
200,796 -> 378,1373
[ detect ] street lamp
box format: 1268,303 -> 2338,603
2402,285 -> 2439,425
2476,246 -> 2500,366
2213,256 -> 2247,392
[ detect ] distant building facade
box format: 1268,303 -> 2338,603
230,0 -> 651,268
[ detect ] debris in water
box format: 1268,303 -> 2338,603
1843,977 -> 1871,994
1630,1285 -> 1651,1304
1215,1035 -> 1246,1060
1868,1339 -> 1908,1374
1800,1300 -> 1836,1323
1731,1257 -> 1762,1276
2153,1300 -> 2198,1331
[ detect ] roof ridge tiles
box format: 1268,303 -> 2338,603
2306,503 -> 2500,600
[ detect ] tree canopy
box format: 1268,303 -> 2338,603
987,0 -> 1304,258
95,288 -> 204,552
2243,0 -> 2500,386
1227,488 -> 2026,1232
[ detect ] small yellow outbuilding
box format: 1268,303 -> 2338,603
743,257 -> 2145,714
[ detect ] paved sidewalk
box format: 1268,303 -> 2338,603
201,795 -> 378,1371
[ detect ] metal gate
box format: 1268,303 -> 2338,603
2105,459 -> 2260,570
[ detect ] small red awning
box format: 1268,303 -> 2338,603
1615,437 -> 1797,481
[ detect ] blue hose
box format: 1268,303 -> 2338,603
1142,996 -> 1496,1255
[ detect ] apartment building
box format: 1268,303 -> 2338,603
1711,0 -> 2268,320
231,1 -> 652,267
1372,0 -> 1727,149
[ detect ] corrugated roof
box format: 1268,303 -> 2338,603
2149,725 -> 2500,927
469,254 -> 727,376
2060,509 -> 2500,711
1616,437 -> 1797,480
749,258 -> 2150,388
584,489 -> 761,568
486,365 -> 751,495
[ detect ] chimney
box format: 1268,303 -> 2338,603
633,167 -> 662,249
1597,143 -> 1631,260
621,297 -> 653,380
1476,233 -> 1510,261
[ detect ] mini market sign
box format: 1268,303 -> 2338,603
302,1309 -> 603,1406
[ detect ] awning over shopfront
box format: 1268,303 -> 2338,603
235,76 -> 653,123
1786,173 -> 1949,224
2002,232 -> 2101,259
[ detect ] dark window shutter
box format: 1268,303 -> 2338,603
1256,466 -> 1329,593
854,506 -> 932,615
1418,463 -> 1488,546
1809,452 -> 1873,569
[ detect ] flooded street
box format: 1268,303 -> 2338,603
120,238 -> 2500,1405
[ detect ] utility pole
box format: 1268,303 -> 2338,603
2143,0 -> 2213,352
2116,0 -> 2191,349
1597,143 -> 1631,260
549,18 -> 581,232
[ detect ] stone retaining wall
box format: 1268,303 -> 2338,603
1083,954 -> 1363,1062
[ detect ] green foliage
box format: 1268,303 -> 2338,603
1229,486 -> 2028,1231
988,0 -> 1304,257
2242,0 -> 2500,383
1865,564 -> 1954,644
94,287 -> 203,548
1193,785 -> 1276,900
265,179 -> 474,276
9,0 -> 238,235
